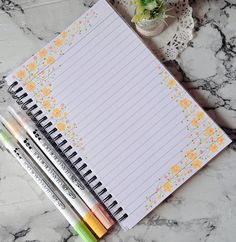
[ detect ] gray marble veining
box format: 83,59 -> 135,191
0,0 -> 235,241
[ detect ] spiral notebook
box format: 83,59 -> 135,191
6,0 -> 231,230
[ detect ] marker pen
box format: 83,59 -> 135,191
8,106 -> 114,229
0,125 -> 97,242
0,114 -> 106,238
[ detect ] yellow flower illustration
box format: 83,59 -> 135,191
61,31 -> 68,38
16,69 -> 26,80
171,164 -> 181,175
163,181 -> 173,193
192,159 -> 202,169
39,48 -> 47,58
42,100 -> 51,110
54,38 -> 64,48
41,87 -> 51,96
204,127 -> 215,136
217,136 -> 224,145
52,108 -> 62,118
28,62 -> 37,71
57,122 -> 66,131
210,144 -> 219,153
186,150 -> 197,161
167,79 -> 176,88
196,111 -> 205,120
26,81 -> 36,92
180,98 -> 191,109
46,56 -> 56,65
191,118 -> 199,127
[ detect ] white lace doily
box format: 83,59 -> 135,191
111,0 -> 194,61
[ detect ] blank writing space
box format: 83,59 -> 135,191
100,111 -> 185,191
92,97 -> 177,176
94,98 -> 177,180
81,66 -> 159,144
53,21 -> 131,100
80,66 -> 159,141
65,46 -> 147,122
84,78 -> 170,161
69,47 -> 148,122
63,35 -> 138,114
54,28 -> 131,101
75,59 -> 155,132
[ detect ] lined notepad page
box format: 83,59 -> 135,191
6,0 -> 231,230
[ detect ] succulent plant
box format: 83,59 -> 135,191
132,0 -> 167,23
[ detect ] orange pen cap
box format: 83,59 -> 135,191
83,211 -> 107,238
92,203 -> 114,229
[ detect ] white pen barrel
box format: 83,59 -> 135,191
30,126 -> 96,208
3,140 -> 79,227
17,134 -> 88,217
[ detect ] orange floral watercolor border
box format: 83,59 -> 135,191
12,8 -> 98,153
144,66 -> 229,211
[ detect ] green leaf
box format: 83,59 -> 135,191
140,0 -> 155,6
145,1 -> 158,10
132,0 -> 167,23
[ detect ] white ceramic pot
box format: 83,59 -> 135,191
135,18 -> 165,37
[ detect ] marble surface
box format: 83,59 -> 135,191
0,0 -> 236,241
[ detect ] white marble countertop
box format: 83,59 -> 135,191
0,0 -> 236,241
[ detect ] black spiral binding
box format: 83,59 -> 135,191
8,81 -> 128,223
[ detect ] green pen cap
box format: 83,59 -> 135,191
0,128 -> 12,145
74,221 -> 97,242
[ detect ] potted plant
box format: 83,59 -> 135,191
132,0 -> 168,37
